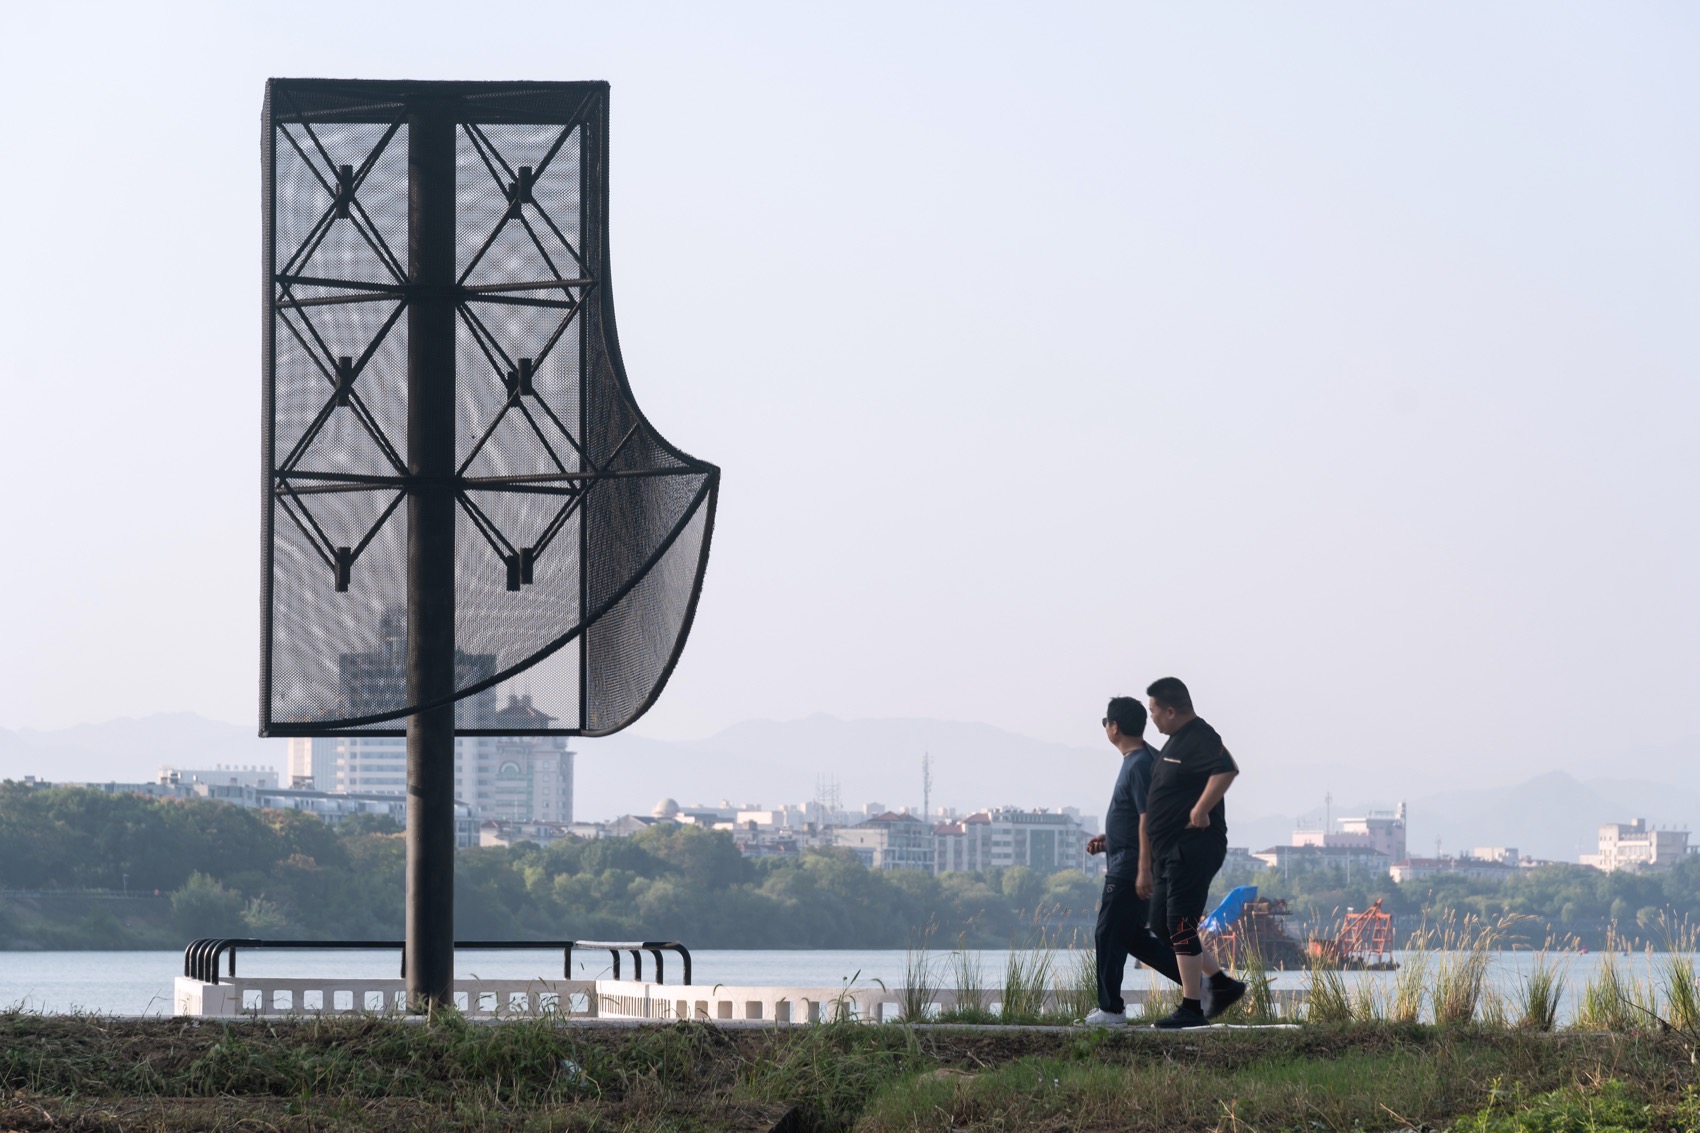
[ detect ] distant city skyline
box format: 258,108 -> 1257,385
13,720 -> 1693,886
4,709 -> 1694,866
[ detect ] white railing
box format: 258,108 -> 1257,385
176,975 -> 1309,1023
590,981 -> 1309,1023
175,976 -> 598,1018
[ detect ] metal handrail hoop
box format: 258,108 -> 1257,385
182,938 -> 691,987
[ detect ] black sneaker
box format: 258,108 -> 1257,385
1152,1003 -> 1209,1030
1204,976 -> 1246,1020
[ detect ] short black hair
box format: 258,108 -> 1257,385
1145,676 -> 1193,713
1105,696 -> 1146,735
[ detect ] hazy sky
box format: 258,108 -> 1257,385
2,4 -> 1696,793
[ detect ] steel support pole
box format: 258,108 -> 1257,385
405,99 -> 457,1012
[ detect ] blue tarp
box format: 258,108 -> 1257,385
1201,885 -> 1258,935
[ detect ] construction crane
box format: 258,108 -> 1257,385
1307,899 -> 1397,970
1204,889 -> 1397,971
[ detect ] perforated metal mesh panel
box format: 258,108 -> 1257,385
261,80 -> 718,736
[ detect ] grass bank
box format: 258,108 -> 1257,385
2,1014 -> 1696,1132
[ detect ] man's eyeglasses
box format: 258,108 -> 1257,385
1101,717 -> 1112,728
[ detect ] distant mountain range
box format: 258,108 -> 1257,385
2,712 -> 1693,864
0,714 -> 289,784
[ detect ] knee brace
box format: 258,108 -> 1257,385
1169,917 -> 1202,956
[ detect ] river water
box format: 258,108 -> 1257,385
3,949 -> 1693,1024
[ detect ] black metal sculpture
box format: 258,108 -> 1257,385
261,79 -> 718,739
259,80 -> 718,1006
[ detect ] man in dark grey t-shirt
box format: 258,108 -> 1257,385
1082,696 -> 1181,1025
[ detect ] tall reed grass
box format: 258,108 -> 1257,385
1576,949 -> 1634,1032
1654,916 -> 1699,1033
998,944 -> 1053,1024
1572,931 -> 1661,1033
1304,962 -> 1352,1024
1302,907 -> 1536,1027
1058,932 -> 1099,1023
1477,985 -> 1509,1029
1660,951 -> 1699,1033
1230,944 -> 1278,1023
936,934 -> 993,1024
1514,947 -> 1565,1032
1391,948 -> 1428,1025
1425,912 -> 1512,1025
899,924 -> 939,1022
894,905 -> 1694,1034
1350,969 -> 1388,1024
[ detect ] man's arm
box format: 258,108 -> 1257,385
1188,770 -> 1237,829
1136,812 -> 1154,898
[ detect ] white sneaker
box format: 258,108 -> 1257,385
1081,1008 -> 1128,1026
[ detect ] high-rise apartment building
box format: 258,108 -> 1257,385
483,695 -> 573,825
834,812 -> 935,871
335,606 -> 498,728
1292,801 -> 1407,862
161,765 -> 279,790
286,610 -> 573,825
1582,819 -> 1691,872
931,807 -> 1093,875
290,716 -> 573,825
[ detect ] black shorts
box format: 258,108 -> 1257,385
1149,836 -> 1227,947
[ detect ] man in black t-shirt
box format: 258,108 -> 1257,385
1138,676 -> 1246,1029
1082,696 -> 1180,1025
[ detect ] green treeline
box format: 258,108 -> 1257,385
2,784 -> 1698,950
1215,856 -> 1700,949
0,784 -> 1097,949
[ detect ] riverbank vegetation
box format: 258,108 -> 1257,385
1215,853 -> 1700,952
4,783 -> 1699,952
0,1012 -> 1696,1132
